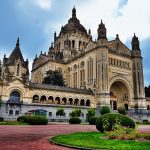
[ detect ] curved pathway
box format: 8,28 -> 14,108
0,124 -> 96,150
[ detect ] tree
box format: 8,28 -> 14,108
100,106 -> 111,115
87,108 -> 95,121
56,108 -> 65,119
70,109 -> 81,117
43,69 -> 65,86
145,85 -> 150,97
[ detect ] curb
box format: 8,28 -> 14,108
49,138 -> 105,150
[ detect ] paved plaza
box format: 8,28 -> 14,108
0,124 -> 96,150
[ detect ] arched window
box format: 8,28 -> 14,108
17,64 -> 20,76
40,95 -> 46,104
72,40 -> 75,48
10,91 -> 20,102
48,96 -> 54,104
55,97 -> 60,104
124,103 -> 128,110
62,97 -> 67,105
68,98 -> 73,105
80,99 -> 85,106
86,100 -> 90,106
33,95 -> 39,103
74,98 -> 79,106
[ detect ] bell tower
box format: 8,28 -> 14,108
131,33 -> 146,111
97,20 -> 108,44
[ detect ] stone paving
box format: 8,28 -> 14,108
0,124 -> 96,150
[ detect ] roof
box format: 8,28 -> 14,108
29,82 -> 94,95
60,7 -> 87,35
7,38 -> 27,68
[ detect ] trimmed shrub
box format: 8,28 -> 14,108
0,117 -> 4,122
69,117 -> 81,124
88,116 -> 97,125
118,106 -> 126,115
100,106 -> 111,115
28,116 -> 48,125
17,115 -> 30,123
96,113 -> 135,133
87,108 -> 95,121
17,115 -> 48,125
143,119 -> 148,123
70,109 -> 81,117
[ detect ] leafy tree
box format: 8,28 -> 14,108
70,109 -> 81,117
43,69 -> 65,86
145,85 -> 150,97
87,108 -> 95,121
56,108 -> 65,119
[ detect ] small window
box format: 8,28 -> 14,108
15,110 -> 19,116
17,64 -> 20,76
49,112 -> 52,116
9,110 -> 13,116
81,113 -> 84,118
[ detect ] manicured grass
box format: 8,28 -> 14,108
51,132 -> 150,150
0,121 -> 29,125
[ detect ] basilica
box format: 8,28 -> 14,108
0,8 -> 149,121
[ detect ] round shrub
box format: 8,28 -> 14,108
17,115 -> 30,123
28,116 -> 48,125
69,117 -> 81,124
96,113 -> 135,133
118,106 -> 126,115
100,106 -> 111,115
88,116 -> 98,125
0,117 -> 4,122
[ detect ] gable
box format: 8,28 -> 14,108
108,40 -> 131,56
33,54 -> 49,70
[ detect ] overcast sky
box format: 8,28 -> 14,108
0,0 -> 150,86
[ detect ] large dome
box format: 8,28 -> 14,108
61,7 -> 87,35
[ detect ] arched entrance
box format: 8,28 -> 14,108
110,81 -> 130,110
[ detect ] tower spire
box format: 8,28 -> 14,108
16,37 -> 20,47
72,6 -> 76,18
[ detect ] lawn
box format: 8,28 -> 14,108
51,132 -> 150,150
0,121 -> 29,125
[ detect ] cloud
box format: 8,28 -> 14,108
18,0 -> 52,11
115,0 -> 128,16
33,0 -> 52,11
75,0 -> 150,42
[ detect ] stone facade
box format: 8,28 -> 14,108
0,8 -> 148,121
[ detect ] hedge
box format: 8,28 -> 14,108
17,115 -> 48,125
96,113 -> 135,133
0,117 -> 4,122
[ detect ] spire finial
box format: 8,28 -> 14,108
16,37 -> 20,47
116,34 -> 119,40
72,6 -> 76,18
101,19 -> 103,24
88,28 -> 91,35
134,33 -> 136,37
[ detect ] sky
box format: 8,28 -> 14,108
0,0 -> 150,86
